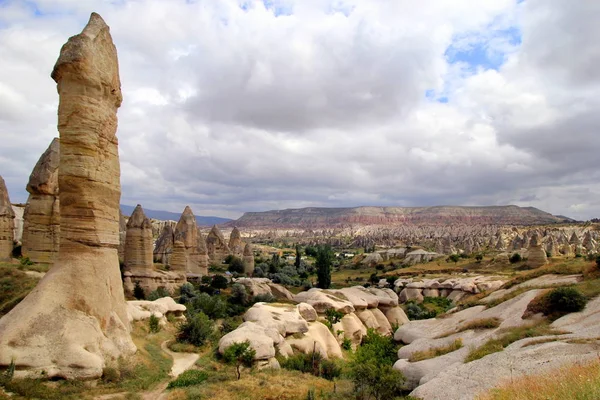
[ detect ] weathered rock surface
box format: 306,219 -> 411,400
21,138 -> 60,264
0,175 -> 14,261
242,242 -> 254,275
229,226 -> 243,256
527,232 -> 548,267
206,224 -> 230,264
233,277 -> 294,301
153,223 -> 175,264
122,205 -> 186,295
127,296 -> 186,323
0,14 -> 136,379
12,204 -> 25,245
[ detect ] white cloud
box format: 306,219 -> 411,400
0,0 -> 597,220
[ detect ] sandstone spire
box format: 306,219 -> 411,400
243,242 -> 255,275
527,232 -> 548,267
22,138 -> 60,264
124,204 -> 153,270
0,13 -> 136,379
229,226 -> 243,256
0,175 -> 15,261
207,224 -> 230,264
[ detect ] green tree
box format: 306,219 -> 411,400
316,245 -> 333,289
295,244 -> 302,269
228,256 -> 245,273
447,254 -> 460,264
269,253 -> 280,274
177,311 -> 214,346
222,341 -> 256,380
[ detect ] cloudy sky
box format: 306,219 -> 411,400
0,0 -> 599,220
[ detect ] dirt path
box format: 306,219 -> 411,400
161,340 -> 200,378
93,341 -> 198,400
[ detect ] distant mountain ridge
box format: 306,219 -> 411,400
227,205 -> 574,228
120,204 -> 231,227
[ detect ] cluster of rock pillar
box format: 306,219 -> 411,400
0,176 -> 15,261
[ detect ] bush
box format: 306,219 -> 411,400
447,254 -> 460,264
222,341 -> 256,380
167,370 -> 208,388
148,287 -> 170,301
133,281 -> 146,300
350,330 -> 403,400
509,253 -> 522,264
546,287 -> 587,313
280,352 -> 341,381
148,314 -> 161,333
324,308 -> 344,330
101,366 -> 120,383
211,274 -> 228,289
19,257 -> 33,267
596,255 -> 600,269
228,257 -> 245,274
229,283 -> 250,306
189,292 -> 228,319
475,254 -> 483,262
177,311 -> 214,346
252,293 -> 275,303
179,282 -> 196,304
341,337 -> 352,351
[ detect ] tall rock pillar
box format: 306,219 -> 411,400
0,13 -> 136,379
22,138 -> 60,264
0,176 -> 14,261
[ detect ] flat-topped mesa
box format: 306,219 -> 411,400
22,138 -> 60,264
0,13 -> 136,379
206,224 -> 230,264
0,175 -> 15,261
243,242 -> 254,275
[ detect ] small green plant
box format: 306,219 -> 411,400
595,255 -> 600,270
546,287 -> 587,313
147,286 -> 170,301
324,308 -> 344,330
279,351 -> 341,381
342,337 -> 352,351
475,254 -> 483,262
148,314 -> 161,333
0,358 -> 15,386
166,370 -> 208,388
222,341 -> 256,380
101,366 -> 120,383
19,257 -> 34,267
306,388 -> 316,400
133,281 -> 146,300
447,254 -> 460,264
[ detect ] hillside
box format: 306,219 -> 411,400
227,205 -> 573,228
120,204 -> 231,226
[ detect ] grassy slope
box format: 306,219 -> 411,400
477,359 -> 600,400
0,262 -> 41,317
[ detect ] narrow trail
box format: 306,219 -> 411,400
93,340 -> 199,400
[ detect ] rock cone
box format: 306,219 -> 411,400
207,224 -> 230,264
22,138 -> 60,264
0,175 -> 14,261
0,13 -> 136,379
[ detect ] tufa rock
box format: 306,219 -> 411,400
206,224 -> 230,264
22,138 -> 60,264
243,242 -> 254,275
0,175 -> 14,260
0,13 -> 136,379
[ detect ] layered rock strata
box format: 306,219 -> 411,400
0,13 -> 136,379
0,176 -> 14,261
21,138 -> 60,264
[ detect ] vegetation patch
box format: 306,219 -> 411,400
0,264 -> 40,317
167,370 -> 209,389
465,323 -> 563,363
477,359 -> 600,400
405,296 -> 453,320
524,287 -> 587,320
279,351 -> 341,381
409,339 -> 463,362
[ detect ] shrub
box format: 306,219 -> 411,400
177,311 -> 214,346
509,253 -> 522,264
350,330 -> 404,400
167,370 -> 208,389
229,283 -> 250,306
324,308 -> 344,330
148,314 -> 161,333
101,366 -> 120,383
220,316 -> 242,334
405,297 -> 454,320
211,274 -> 228,289
475,254 -> 483,262
222,341 -> 256,380
228,257 -> 245,274
596,255 -> 600,269
375,264 -> 384,271
133,281 -> 146,300
447,254 -> 460,264
280,352 -> 341,381
189,292 -> 228,319
252,293 -> 275,304
341,337 -> 352,351
19,257 -> 33,267
148,287 -> 170,301
0,358 -> 15,386
546,287 -> 587,313
179,282 -> 196,304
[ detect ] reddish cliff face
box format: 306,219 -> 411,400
227,206 -> 571,229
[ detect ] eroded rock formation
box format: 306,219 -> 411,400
243,242 -> 254,275
0,175 -> 14,261
229,226 -> 243,256
22,138 -> 60,264
206,224 -> 230,264
0,13 -> 136,379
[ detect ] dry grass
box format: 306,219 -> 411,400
0,263 -> 40,317
409,339 -> 463,362
477,359 -> 600,400
168,368 -> 354,400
